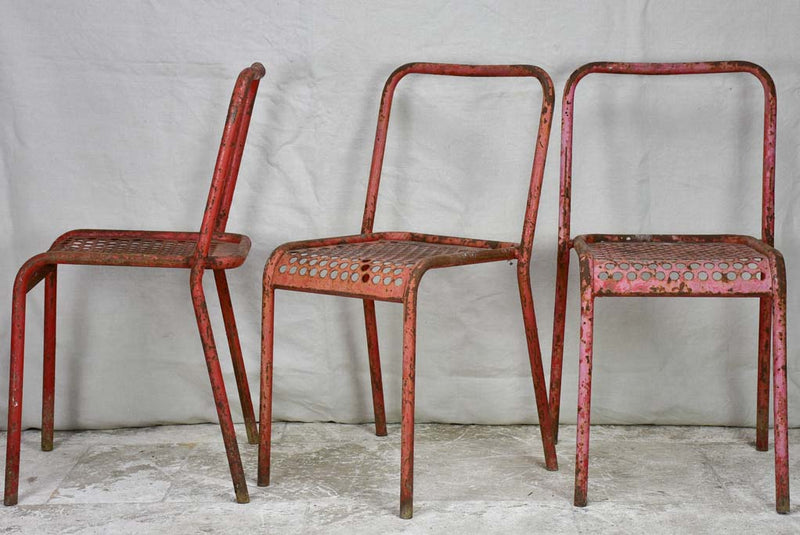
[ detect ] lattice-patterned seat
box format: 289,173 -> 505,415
48,230 -> 250,269
5,64 -> 265,507
259,63 -> 558,519
549,62 -> 788,514
578,236 -> 772,296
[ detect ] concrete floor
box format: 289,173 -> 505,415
0,423 -> 798,534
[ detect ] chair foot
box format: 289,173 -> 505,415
399,500 -> 413,519
776,497 -> 789,514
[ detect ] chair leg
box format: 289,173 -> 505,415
4,275 -> 30,506
41,268 -> 57,452
189,269 -> 248,504
756,296 -> 771,452
363,299 -> 387,437
399,291 -> 418,519
550,246 -> 571,444
574,282 -> 595,507
213,270 -> 258,445
517,265 -> 558,471
257,284 -> 275,487
771,285 -> 789,514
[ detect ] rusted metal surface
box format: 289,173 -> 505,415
363,299 -> 388,437
548,61 -> 788,513
4,63 -> 265,506
258,62 -> 558,519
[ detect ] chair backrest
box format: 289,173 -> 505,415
194,62 -> 266,262
558,61 -> 777,251
360,62 -> 555,264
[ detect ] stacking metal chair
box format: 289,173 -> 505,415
548,62 -> 788,513
258,62 -> 558,518
4,63 -> 265,505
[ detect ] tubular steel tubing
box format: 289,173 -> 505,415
4,63 -> 264,506
548,61 -> 787,514
260,63 -> 557,519
359,62 -> 555,265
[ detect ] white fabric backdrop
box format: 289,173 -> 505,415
1,1 -> 798,430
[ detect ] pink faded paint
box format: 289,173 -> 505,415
548,61 -> 788,514
258,62 -> 558,519
3,63 -> 266,506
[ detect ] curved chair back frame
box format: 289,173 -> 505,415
360,62 -> 555,265
195,63 -> 266,262
558,61 -> 776,252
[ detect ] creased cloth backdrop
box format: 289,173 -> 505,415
0,1 -> 798,430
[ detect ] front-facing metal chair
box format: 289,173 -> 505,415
548,61 -> 788,513
4,63 -> 265,505
258,62 -> 558,519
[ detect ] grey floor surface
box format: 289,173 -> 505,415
0,423 -> 798,534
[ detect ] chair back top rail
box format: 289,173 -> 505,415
559,61 -> 777,248
359,62 -> 555,264
193,62 -> 266,263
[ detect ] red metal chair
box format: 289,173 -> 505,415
4,63 -> 265,505
548,62 -> 788,513
257,62 -> 559,518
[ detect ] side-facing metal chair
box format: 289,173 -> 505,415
548,62 -> 788,513
4,63 -> 265,505
258,62 -> 558,519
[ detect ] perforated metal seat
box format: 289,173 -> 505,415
271,234 -> 517,301
5,63 -> 265,506
577,235 -> 772,296
549,62 -> 788,514
259,63 -> 558,519
49,230 -> 250,269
